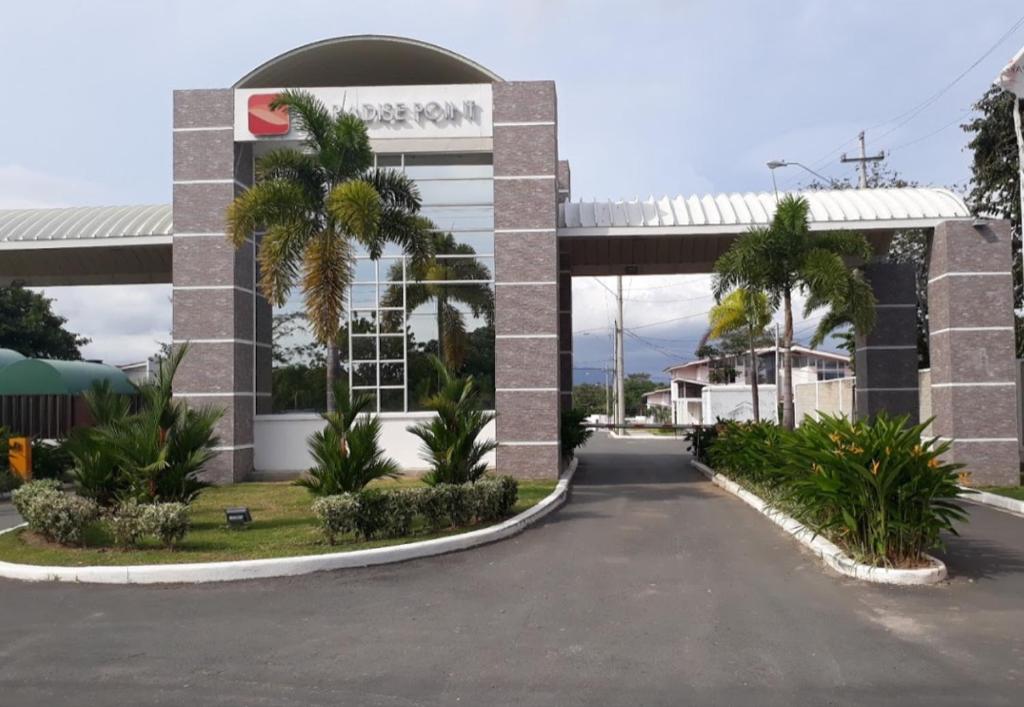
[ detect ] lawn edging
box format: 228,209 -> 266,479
959,486 -> 1024,518
691,460 -> 947,586
0,460 -> 578,585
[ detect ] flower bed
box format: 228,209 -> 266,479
707,414 -> 968,570
0,478 -> 556,567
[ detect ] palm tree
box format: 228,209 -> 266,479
713,195 -> 876,429
705,288 -> 773,422
380,231 -> 494,371
227,89 -> 434,411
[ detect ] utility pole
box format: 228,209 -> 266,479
840,131 -> 885,188
615,275 -> 626,429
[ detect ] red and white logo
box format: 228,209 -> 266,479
247,94 -> 290,136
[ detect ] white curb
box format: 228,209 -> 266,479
0,460 -> 578,586
692,460 -> 947,586
958,486 -> 1024,518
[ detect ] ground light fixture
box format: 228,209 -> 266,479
225,507 -> 253,528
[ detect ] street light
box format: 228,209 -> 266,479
766,160 -> 839,198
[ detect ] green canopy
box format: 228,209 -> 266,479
0,348 -> 26,370
0,358 -> 135,395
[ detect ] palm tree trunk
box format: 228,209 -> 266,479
748,325 -> 760,423
782,289 -> 795,430
325,344 -> 339,413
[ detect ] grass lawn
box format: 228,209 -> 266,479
980,486 -> 1024,501
0,477 -> 557,567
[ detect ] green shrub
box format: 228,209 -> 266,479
107,499 -> 148,549
297,385 -> 401,496
684,424 -> 720,465
351,489 -> 416,540
143,502 -> 191,549
409,357 -> 497,486
12,482 -> 98,546
30,439 -> 72,481
560,408 -> 593,460
777,414 -> 967,567
417,483 -> 471,529
471,476 -> 519,521
311,494 -> 359,545
708,420 -> 789,487
11,479 -> 63,520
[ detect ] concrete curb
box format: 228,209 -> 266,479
959,486 -> 1024,519
0,460 -> 578,585
692,460 -> 947,586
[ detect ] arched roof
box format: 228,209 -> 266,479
0,349 -> 25,370
0,205 -> 172,245
234,34 -> 502,89
0,359 -> 135,395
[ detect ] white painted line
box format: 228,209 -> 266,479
173,285 -> 255,295
856,345 -> 917,351
493,175 -> 556,180
691,461 -> 946,586
495,281 -> 557,286
174,392 -> 253,397
493,121 -> 556,127
495,387 -> 559,392
875,303 -> 916,309
930,326 -> 1014,335
959,486 -> 1024,519
931,382 -> 1015,388
173,126 -> 233,132
937,437 -> 1017,443
211,444 -> 255,451
495,334 -> 558,339
857,387 -> 917,392
928,271 -> 1010,284
0,460 -> 578,585
494,228 -> 557,234
500,441 -> 559,446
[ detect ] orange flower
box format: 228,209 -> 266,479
870,460 -> 880,476
928,458 -> 941,469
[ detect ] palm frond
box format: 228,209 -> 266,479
327,179 -> 382,244
301,229 -> 352,345
226,179 -> 314,247
271,89 -> 336,156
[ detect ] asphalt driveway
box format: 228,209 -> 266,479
1,434 -> 1022,706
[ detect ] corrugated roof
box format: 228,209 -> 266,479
0,204 -> 172,244
560,188 -> 971,232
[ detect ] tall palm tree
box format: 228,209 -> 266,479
227,89 -> 434,411
712,195 -> 876,429
704,288 -> 773,422
380,231 -> 494,371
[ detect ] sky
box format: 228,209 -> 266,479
0,0 -> 1022,379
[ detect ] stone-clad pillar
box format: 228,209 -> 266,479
854,262 -> 919,423
928,219 -> 1019,486
171,89 -> 271,483
492,81 -> 561,480
557,160 -> 573,415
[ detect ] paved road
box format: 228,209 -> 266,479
1,435 -> 1022,706
0,498 -> 21,531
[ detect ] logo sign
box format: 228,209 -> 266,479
235,85 -> 492,142
247,94 -> 290,136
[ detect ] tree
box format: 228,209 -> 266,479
226,89 -> 434,411
0,283 -> 89,359
963,86 -> 1023,354
706,288 -> 773,421
572,383 -> 607,416
381,231 -> 494,371
623,372 -> 662,417
713,195 -> 876,429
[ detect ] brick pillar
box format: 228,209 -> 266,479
928,219 -> 1019,486
492,81 -> 561,480
854,262 -> 919,423
172,89 -> 270,483
558,246 -> 573,414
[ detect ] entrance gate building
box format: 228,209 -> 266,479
0,36 -> 1017,485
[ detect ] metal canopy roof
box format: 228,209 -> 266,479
0,204 -> 172,246
559,188 -> 971,235
0,358 -> 136,395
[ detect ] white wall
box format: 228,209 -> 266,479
254,412 -> 498,474
700,384 -> 778,424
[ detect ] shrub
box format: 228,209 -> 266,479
684,424 -> 720,465
143,502 -> 191,549
297,385 -> 401,496
471,476 -> 519,522
408,356 -> 497,486
560,408 -> 593,460
417,483 -> 470,529
777,414 -> 967,567
708,420 -> 789,488
107,499 -> 148,549
351,489 -> 416,540
11,478 -> 63,519
12,483 -> 98,546
30,439 -> 72,481
312,494 -> 359,545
